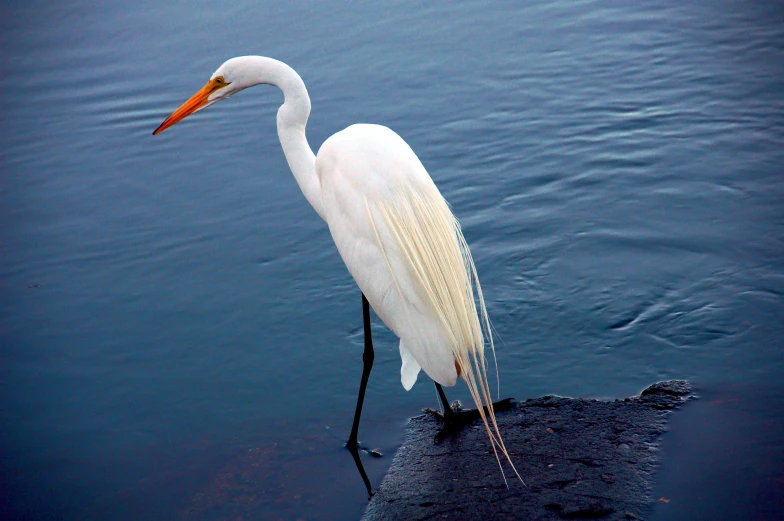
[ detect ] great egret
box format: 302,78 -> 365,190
153,56 -> 519,485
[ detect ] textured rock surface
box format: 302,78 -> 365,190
362,381 -> 693,521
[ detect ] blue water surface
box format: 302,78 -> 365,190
2,1 -> 782,519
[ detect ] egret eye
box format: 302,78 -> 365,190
210,77 -> 226,92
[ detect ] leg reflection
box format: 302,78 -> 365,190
347,444 -> 374,497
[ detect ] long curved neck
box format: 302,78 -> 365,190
246,57 -> 325,221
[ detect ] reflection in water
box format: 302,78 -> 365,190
175,428 -> 383,521
347,446 -> 375,498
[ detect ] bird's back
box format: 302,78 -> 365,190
317,123 -> 517,482
316,124 -> 478,387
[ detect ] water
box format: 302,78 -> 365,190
1,0 -> 782,519
650,384 -> 784,520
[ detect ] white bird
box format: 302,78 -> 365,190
153,56 -> 519,485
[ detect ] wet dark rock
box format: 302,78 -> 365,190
362,381 -> 693,521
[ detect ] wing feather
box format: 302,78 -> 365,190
317,124 -> 521,484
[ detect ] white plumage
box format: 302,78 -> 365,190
318,124 -> 463,388
153,56 -> 518,481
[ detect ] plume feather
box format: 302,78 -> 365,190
369,183 -> 522,484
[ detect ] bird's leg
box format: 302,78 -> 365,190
345,294 -> 376,496
429,382 -> 516,443
435,382 -> 459,424
347,294 -> 375,450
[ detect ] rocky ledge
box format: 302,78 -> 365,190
362,380 -> 693,521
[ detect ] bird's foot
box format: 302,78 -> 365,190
345,438 -> 383,458
425,397 -> 515,443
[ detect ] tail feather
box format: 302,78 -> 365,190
368,184 -> 522,485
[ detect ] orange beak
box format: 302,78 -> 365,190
152,82 -> 213,135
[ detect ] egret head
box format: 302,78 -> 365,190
152,58 -> 253,135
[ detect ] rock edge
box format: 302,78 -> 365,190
362,380 -> 693,521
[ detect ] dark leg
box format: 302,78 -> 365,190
346,294 -> 375,496
429,382 -> 516,442
347,293 -> 374,447
435,382 -> 458,423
